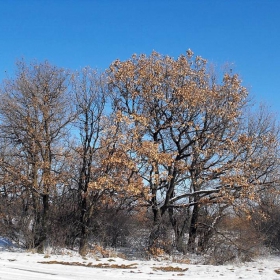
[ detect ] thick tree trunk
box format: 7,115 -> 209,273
187,203 -> 200,252
148,208 -> 162,251
34,194 -> 49,253
168,208 -> 187,254
79,195 -> 89,256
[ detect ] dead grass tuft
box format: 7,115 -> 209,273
90,245 -> 126,259
93,263 -> 138,269
39,261 -> 85,266
172,257 -> 191,264
152,266 -> 188,272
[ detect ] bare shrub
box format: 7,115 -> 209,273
245,190 -> 280,252
206,214 -> 265,265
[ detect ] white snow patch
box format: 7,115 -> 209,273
0,249 -> 280,279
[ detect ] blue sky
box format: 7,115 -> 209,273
1,0 -> 280,116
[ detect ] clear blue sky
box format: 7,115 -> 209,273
1,0 -> 280,115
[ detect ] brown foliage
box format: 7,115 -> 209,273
0,52 -> 279,257
108,50 -> 279,252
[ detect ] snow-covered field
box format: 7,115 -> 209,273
1,239 -> 280,279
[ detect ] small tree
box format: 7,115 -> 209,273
72,67 -> 107,256
72,67 -> 145,255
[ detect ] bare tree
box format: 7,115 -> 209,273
71,67 -> 108,256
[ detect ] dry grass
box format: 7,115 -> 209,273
39,261 -> 92,266
152,266 -> 189,272
172,257 -> 191,264
93,263 -> 138,269
38,260 -> 138,269
90,245 -> 126,259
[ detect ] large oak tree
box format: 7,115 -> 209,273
108,50 -> 279,252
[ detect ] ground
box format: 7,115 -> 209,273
1,239 -> 280,279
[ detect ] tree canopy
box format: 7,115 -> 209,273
0,52 -> 279,258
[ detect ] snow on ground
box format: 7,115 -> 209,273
1,241 -> 280,279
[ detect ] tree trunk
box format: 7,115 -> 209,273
148,208 -> 162,251
187,203 -> 200,252
174,228 -> 186,254
34,194 -> 49,253
79,194 -> 89,256
168,208 -> 187,253
197,212 -> 224,252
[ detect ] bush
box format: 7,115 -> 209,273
205,214 -> 265,265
